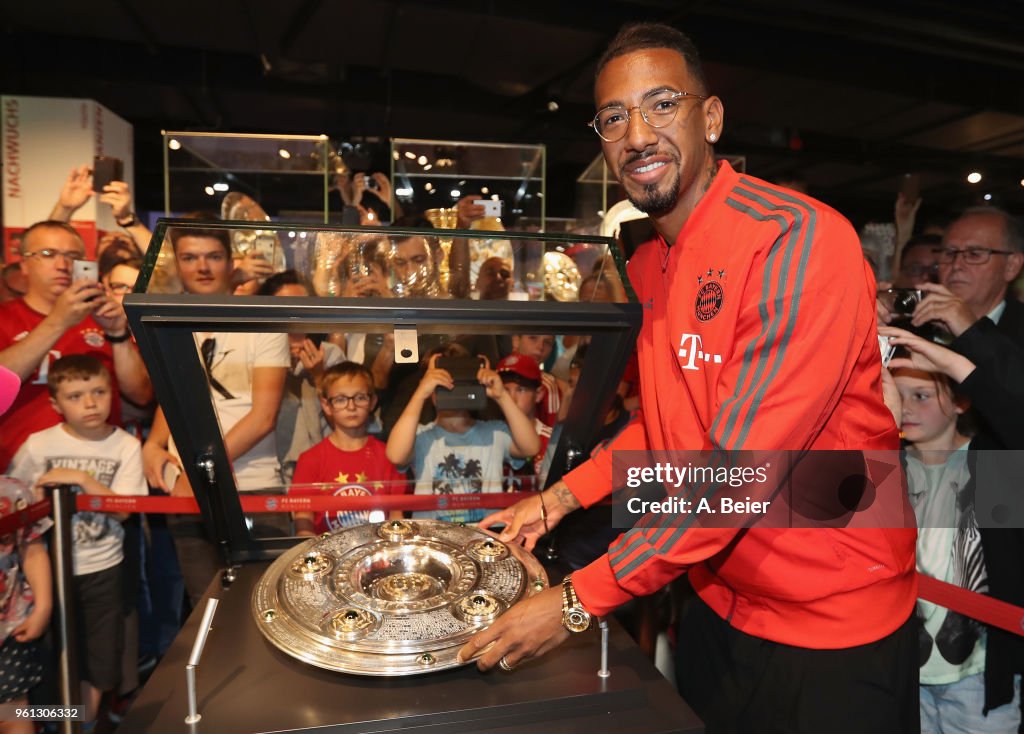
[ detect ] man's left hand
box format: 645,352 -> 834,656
911,283 -> 975,337
97,181 -> 132,221
457,586 -> 570,672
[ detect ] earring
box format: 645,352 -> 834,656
709,133 -> 718,142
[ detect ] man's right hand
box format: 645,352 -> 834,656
50,165 -> 93,220
142,440 -> 181,491
415,354 -> 455,400
48,280 -> 105,330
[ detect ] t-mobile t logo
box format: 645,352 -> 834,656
677,333 -> 722,371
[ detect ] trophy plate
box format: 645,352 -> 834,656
251,519 -> 548,676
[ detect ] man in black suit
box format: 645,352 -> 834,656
908,206 -> 1024,721
909,206 -> 1024,345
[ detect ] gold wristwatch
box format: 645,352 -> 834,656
561,574 -> 593,633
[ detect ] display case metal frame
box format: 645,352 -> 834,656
125,219 -> 639,564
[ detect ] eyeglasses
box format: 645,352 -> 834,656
20,248 -> 85,262
107,283 -> 134,294
589,90 -> 709,142
933,247 -> 1015,265
325,393 -> 371,409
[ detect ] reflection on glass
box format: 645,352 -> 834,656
145,222 -> 631,306
389,234 -> 442,298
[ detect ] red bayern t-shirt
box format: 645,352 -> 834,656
290,436 -> 407,532
0,299 -> 121,470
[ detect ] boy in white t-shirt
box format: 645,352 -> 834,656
7,354 -> 146,727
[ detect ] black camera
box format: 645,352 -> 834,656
881,288 -> 923,316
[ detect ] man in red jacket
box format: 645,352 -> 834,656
460,22 -> 919,732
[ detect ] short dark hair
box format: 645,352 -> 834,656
958,206 -> 1024,253
320,361 -> 376,397
258,269 -> 309,297
47,354 -> 110,396
596,22 -> 707,93
21,220 -> 84,253
99,242 -> 143,280
167,225 -> 231,256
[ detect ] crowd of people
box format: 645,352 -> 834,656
0,19 -> 1022,734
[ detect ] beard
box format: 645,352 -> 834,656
627,177 -> 680,215
621,154 -> 681,215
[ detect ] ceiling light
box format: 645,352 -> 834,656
213,182 -> 229,192
967,172 -> 982,184
417,155 -> 428,165
491,194 -> 499,201
404,151 -> 416,160
1020,179 -> 1024,187
481,186 -> 489,195
288,231 -> 296,238
392,150 -> 400,160
395,187 -> 413,197
204,186 -> 215,196
983,193 -> 993,201
450,189 -> 461,198
422,164 -> 432,171
278,148 -> 291,159
424,182 -> 433,192
168,138 -> 182,150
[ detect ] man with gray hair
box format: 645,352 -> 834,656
908,206 -> 1024,342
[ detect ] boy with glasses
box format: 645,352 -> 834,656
0,221 -> 151,470
290,362 -> 406,534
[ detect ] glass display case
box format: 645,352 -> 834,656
575,153 -> 619,230
115,219 -> 706,733
162,131 -> 336,222
129,219 -> 637,556
390,138 -> 545,230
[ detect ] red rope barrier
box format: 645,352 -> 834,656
5,495 -> 1023,639
0,497 -> 52,536
917,574 -> 1024,638
72,492 -> 531,514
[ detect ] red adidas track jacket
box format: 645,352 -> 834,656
565,161 -> 917,648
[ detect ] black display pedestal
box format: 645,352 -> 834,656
118,564 -> 703,733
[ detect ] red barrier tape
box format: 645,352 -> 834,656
72,492 -> 532,514
5,496 -> 1023,639
917,574 -> 1024,638
0,498 -> 53,536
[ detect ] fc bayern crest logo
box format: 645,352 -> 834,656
695,281 -> 724,321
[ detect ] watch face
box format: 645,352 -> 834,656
563,608 -> 591,633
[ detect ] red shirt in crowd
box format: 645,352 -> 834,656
0,298 -> 121,470
290,436 -> 407,533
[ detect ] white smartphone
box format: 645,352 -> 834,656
72,260 -> 98,282
473,199 -> 502,218
878,335 -> 896,368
